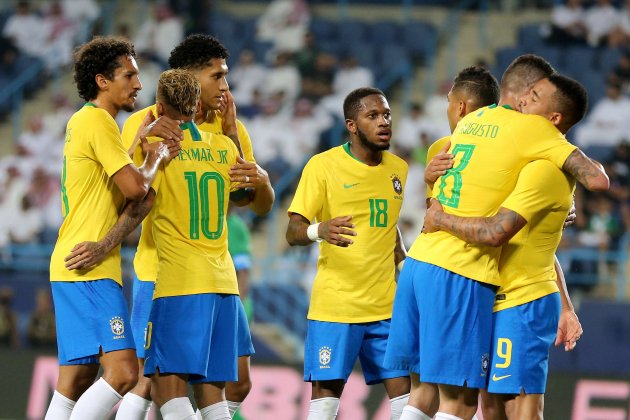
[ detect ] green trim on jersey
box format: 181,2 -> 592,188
180,121 -> 202,141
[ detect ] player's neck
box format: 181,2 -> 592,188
90,98 -> 118,119
498,93 -> 518,110
348,141 -> 382,166
195,108 -> 216,125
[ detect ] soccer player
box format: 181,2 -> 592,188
140,69 -> 243,419
385,66 -> 500,420
423,73 -> 585,420
115,35 -> 270,419
386,54 -> 609,420
286,87 -> 410,420
46,37 -> 181,420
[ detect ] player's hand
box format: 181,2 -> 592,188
563,201 -> 576,229
424,141 -> 453,185
319,216 -> 357,247
138,111 -> 183,142
229,156 -> 270,188
140,136 -> 171,162
555,309 -> 583,351
162,138 -> 181,161
218,90 -> 238,138
64,241 -> 108,270
422,198 -> 444,233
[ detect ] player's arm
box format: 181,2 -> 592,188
423,199 -> 526,247
562,149 -> 609,192
229,156 -> 275,215
553,255 -> 583,351
64,188 -> 156,270
112,136 -> 179,201
424,140 -> 453,198
286,212 -> 356,247
394,225 -> 407,267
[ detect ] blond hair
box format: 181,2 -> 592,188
156,69 -> 201,118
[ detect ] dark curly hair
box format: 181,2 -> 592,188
73,36 -> 136,101
168,34 -> 229,71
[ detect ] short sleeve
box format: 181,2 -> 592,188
237,120 -> 256,163
287,156 -> 325,222
501,161 -> 560,222
514,116 -> 577,169
425,136 -> 450,199
91,114 -> 133,177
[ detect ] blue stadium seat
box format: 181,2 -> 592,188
517,24 -> 546,50
495,47 -> 524,74
369,21 -> 402,46
338,20 -> 367,44
596,48 -> 622,74
583,145 -> 615,162
402,22 -> 438,60
529,45 -> 563,70
559,46 -> 596,76
310,18 -> 337,42
376,45 -> 410,79
348,42 -> 375,69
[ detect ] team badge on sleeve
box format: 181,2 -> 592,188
110,316 -> 125,337
319,346 -> 332,368
391,175 -> 403,195
481,353 -> 489,377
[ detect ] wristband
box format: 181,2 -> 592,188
397,260 -> 405,271
307,223 -> 322,242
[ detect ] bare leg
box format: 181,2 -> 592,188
438,384 -> 479,420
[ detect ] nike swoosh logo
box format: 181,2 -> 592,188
492,374 -> 511,381
343,183 -> 360,189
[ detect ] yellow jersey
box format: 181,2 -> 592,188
288,143 -> 408,323
121,105 -> 255,281
495,160 -> 575,311
425,136 -> 450,200
50,103 -> 134,284
150,123 -> 240,298
407,105 -> 577,286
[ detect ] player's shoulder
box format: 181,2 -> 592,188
384,150 -> 408,171
125,104 -> 157,127
71,105 -> 117,132
509,112 -> 560,135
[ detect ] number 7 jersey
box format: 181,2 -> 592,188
408,105 -> 577,286
149,123 -> 240,298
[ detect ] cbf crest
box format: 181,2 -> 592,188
110,316 -> 125,338
391,174 -> 403,195
319,346 -> 332,368
481,353 -> 489,377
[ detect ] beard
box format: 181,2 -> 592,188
357,126 -> 390,152
121,101 -> 135,113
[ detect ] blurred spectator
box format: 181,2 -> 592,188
608,52 -> 630,94
256,0 -> 310,54
424,80 -> 452,139
2,1 -> 47,59
9,195 -> 43,244
545,0 -> 587,45
39,1 -> 75,72
605,141 -> 630,230
282,98 -> 333,165
227,207 -> 253,319
28,167 -> 62,242
396,103 -> 440,153
135,52 -> 163,109
584,0 -> 620,47
27,288 -> 56,349
60,0 -> 100,43
0,287 -> 19,348
577,195 -> 624,250
42,94 -> 75,140
575,82 -> 630,148
231,50 -> 268,106
294,32 -> 337,101
134,4 -> 184,67
396,148 -> 426,241
320,55 -> 374,118
261,52 -> 301,105
17,116 -> 55,159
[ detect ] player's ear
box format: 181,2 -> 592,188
156,102 -> 165,117
549,111 -> 562,127
95,73 -> 109,91
345,118 -> 356,134
458,101 -> 467,118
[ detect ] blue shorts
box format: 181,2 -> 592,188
304,319 -> 408,385
487,293 -> 560,395
130,275 -> 155,359
236,298 -> 255,357
144,293 -> 241,383
384,257 -> 421,373
51,279 -> 135,365
232,253 -> 252,271
412,260 -> 496,388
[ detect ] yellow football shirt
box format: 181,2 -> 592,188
494,160 -> 575,311
50,104 -> 134,284
150,124 -> 240,298
425,136 -> 450,200
407,105 -> 577,286
288,144 -> 408,323
121,105 -> 255,282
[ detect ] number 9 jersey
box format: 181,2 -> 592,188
144,122 -> 241,298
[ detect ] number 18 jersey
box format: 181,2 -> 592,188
407,105 -> 577,286
149,123 -> 240,298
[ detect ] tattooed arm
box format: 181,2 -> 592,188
562,149 -> 609,192
423,199 -> 526,247
64,189 -> 156,270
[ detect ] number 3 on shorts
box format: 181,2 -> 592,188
436,144 -> 476,208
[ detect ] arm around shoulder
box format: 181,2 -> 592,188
562,148 -> 610,191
